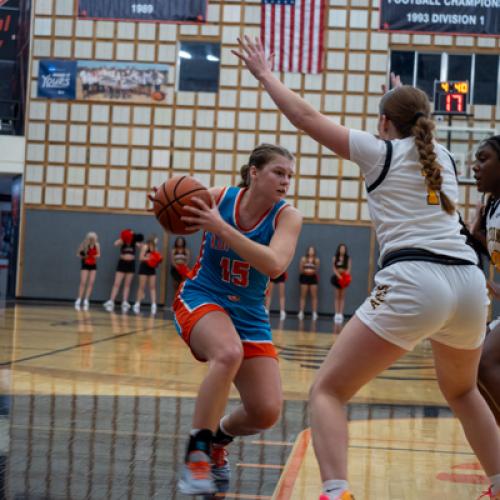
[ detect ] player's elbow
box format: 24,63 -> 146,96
269,269 -> 282,280
268,259 -> 286,279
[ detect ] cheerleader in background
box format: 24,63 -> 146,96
265,271 -> 288,320
133,234 -> 163,315
298,245 -> 320,320
75,232 -> 100,311
330,244 -> 352,323
170,236 -> 191,292
103,229 -> 143,312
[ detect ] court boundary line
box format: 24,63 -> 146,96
272,428 -> 311,500
0,324 -> 165,367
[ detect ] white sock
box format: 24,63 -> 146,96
489,473 -> 500,494
189,428 -> 200,437
219,415 -> 235,437
322,479 -> 349,497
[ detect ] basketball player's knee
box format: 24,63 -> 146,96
309,379 -> 325,404
248,400 -> 282,429
310,377 -> 348,404
439,383 -> 476,407
214,343 -> 244,370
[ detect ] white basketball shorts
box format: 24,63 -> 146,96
356,261 -> 489,351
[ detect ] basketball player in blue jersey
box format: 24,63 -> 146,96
173,143 -> 302,495
472,135 -> 500,427
234,36 -> 500,500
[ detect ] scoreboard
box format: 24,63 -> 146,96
433,81 -> 469,115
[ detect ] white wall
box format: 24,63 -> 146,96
0,136 -> 25,175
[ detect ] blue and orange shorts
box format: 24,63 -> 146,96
173,284 -> 277,362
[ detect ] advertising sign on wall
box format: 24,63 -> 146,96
37,60 -> 77,99
380,0 -> 500,36
76,61 -> 169,103
78,0 -> 207,23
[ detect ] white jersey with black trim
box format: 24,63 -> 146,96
486,199 -> 500,270
349,129 -> 477,265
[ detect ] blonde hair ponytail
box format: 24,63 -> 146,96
413,116 -> 455,215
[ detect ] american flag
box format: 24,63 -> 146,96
261,0 -> 327,74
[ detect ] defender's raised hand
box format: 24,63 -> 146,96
381,72 -> 402,94
231,35 -> 274,80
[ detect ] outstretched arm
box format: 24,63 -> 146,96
232,36 -> 350,159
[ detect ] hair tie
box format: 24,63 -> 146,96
412,112 -> 425,125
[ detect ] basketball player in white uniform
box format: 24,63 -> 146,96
472,135 -> 500,427
234,36 -> 500,500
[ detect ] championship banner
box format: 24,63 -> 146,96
76,61 -> 169,103
37,60 -> 77,100
380,0 -> 500,36
78,0 -> 208,23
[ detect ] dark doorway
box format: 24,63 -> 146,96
0,174 -> 21,299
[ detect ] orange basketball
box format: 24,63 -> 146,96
151,91 -> 165,101
153,176 -> 211,234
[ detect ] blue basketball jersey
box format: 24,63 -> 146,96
182,186 -> 289,304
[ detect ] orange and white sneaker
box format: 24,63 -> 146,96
479,487 -> 500,499
211,443 -> 231,482
319,491 -> 355,500
178,450 -> 216,495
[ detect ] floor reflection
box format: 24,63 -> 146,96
0,303 -> 478,499
2,393 -> 307,499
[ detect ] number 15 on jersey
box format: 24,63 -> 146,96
220,257 -> 250,287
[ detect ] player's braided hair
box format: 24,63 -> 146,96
238,143 -> 294,187
379,85 -> 455,215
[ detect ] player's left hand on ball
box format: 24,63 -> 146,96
146,186 -> 158,211
181,195 -> 224,233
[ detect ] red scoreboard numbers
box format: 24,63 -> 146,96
434,81 -> 469,115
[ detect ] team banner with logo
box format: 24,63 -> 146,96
76,61 -> 169,103
37,60 -> 77,99
379,0 -> 500,36
78,0 -> 207,23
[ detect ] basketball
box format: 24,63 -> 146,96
152,175 -> 211,234
151,91 -> 165,101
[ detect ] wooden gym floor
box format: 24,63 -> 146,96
0,302 -> 491,499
